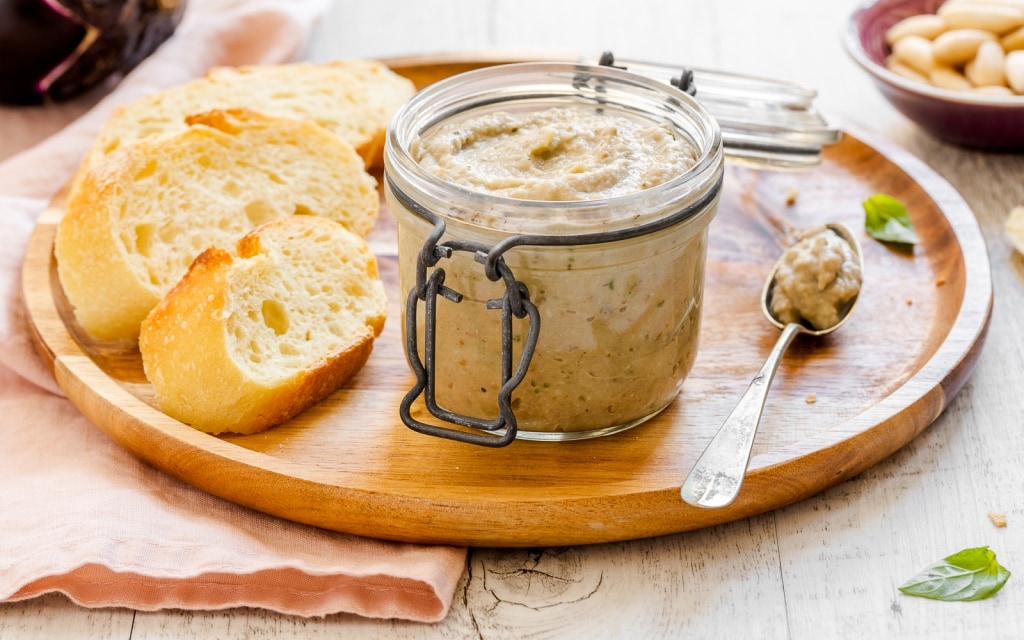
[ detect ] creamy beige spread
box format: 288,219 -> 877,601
413,108 -> 698,201
770,226 -> 862,331
397,228 -> 707,433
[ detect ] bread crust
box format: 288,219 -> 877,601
55,152 -> 167,341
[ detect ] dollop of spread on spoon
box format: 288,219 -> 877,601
769,225 -> 863,331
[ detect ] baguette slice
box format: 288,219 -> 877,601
81,59 -> 415,174
55,108 -> 378,342
139,216 -> 387,435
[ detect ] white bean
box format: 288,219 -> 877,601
1002,25 -> 1024,50
966,39 -> 1008,84
885,14 -> 948,44
930,65 -> 975,90
938,1 -> 1024,35
1006,49 -> 1024,91
892,35 -> 936,74
1005,206 -> 1024,255
972,84 -> 1015,94
932,28 -> 998,64
886,56 -> 931,83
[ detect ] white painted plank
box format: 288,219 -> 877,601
0,595 -> 134,640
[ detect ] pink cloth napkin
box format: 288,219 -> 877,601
0,0 -> 466,622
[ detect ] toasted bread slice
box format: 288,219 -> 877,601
82,59 -> 415,172
139,216 -> 387,435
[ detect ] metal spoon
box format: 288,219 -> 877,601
680,223 -> 863,508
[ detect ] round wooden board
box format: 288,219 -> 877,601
21,54 -> 992,547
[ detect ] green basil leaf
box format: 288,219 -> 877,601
899,546 -> 1011,601
863,193 -> 919,244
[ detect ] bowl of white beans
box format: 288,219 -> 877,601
844,0 -> 1024,149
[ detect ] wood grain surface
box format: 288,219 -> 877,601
20,57 -> 992,548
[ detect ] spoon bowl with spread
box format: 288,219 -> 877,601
680,223 -> 864,508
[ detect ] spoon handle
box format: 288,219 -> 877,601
681,322 -> 805,508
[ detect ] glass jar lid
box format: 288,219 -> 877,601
581,51 -> 842,168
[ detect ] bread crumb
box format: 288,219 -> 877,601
785,187 -> 799,206
935,277 -> 946,287
805,392 -> 817,404
906,298 -> 913,306
989,512 -> 1008,528
1006,206 -> 1024,254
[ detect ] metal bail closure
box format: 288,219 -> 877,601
599,51 -> 696,96
396,188 -> 541,447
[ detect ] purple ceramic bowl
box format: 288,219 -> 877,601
844,0 -> 1024,149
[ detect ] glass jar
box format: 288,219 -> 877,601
384,62 -> 724,446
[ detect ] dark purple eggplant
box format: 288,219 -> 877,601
0,0 -> 186,105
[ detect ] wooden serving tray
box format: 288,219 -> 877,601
22,54 -> 992,547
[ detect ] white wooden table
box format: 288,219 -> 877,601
3,1 -> 1023,637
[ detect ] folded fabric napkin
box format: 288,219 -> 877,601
0,0 -> 466,622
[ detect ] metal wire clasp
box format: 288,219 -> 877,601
388,164 -> 722,446
395,184 -> 541,447
598,51 -> 696,96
